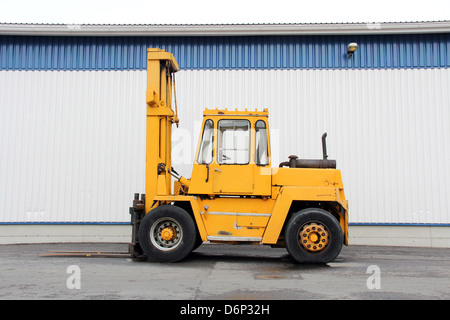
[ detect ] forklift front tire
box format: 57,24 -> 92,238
138,205 -> 197,262
285,208 -> 343,264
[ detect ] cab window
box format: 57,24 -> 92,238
217,119 -> 250,164
255,120 -> 269,165
197,119 -> 214,164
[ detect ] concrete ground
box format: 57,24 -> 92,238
0,242 -> 449,301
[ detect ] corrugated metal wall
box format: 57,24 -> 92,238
0,70 -> 146,223
1,68 -> 449,224
2,33 -> 450,70
1,31 -> 450,225
175,69 -> 450,225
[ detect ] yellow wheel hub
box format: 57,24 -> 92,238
299,222 -> 329,252
160,227 -> 176,241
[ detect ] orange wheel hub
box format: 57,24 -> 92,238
299,222 -> 329,252
160,227 -> 176,241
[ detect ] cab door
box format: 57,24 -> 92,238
188,118 -> 215,194
212,119 -> 253,194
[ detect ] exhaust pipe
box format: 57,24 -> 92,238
322,132 -> 328,160
279,132 -> 336,169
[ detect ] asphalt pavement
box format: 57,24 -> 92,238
1,242 -> 449,301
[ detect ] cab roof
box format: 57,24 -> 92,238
203,108 -> 269,117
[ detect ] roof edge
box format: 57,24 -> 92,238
1,21 -> 450,36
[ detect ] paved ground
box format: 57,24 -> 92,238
0,242 -> 449,301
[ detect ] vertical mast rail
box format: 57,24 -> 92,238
145,48 -> 179,214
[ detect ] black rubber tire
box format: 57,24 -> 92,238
192,233 -> 203,251
138,205 -> 197,262
284,208 -> 343,264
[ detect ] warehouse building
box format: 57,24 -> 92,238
1,21 -> 449,246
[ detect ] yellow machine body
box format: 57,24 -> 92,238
154,109 -> 348,246
132,48 -> 348,262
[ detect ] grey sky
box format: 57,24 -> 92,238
0,0 -> 449,25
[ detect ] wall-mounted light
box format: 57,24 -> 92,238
347,43 -> 358,58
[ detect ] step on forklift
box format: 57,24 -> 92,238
129,48 -> 349,264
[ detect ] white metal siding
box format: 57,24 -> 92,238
176,69 -> 450,224
1,69 -> 449,224
0,71 -> 147,223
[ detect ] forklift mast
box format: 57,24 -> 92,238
144,49 -> 179,214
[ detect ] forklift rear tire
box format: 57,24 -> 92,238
138,205 -> 197,262
285,208 -> 343,264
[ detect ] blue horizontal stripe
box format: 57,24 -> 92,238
1,33 -> 449,70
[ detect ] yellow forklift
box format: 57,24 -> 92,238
129,48 -> 348,264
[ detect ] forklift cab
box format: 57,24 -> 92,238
188,109 -> 271,196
